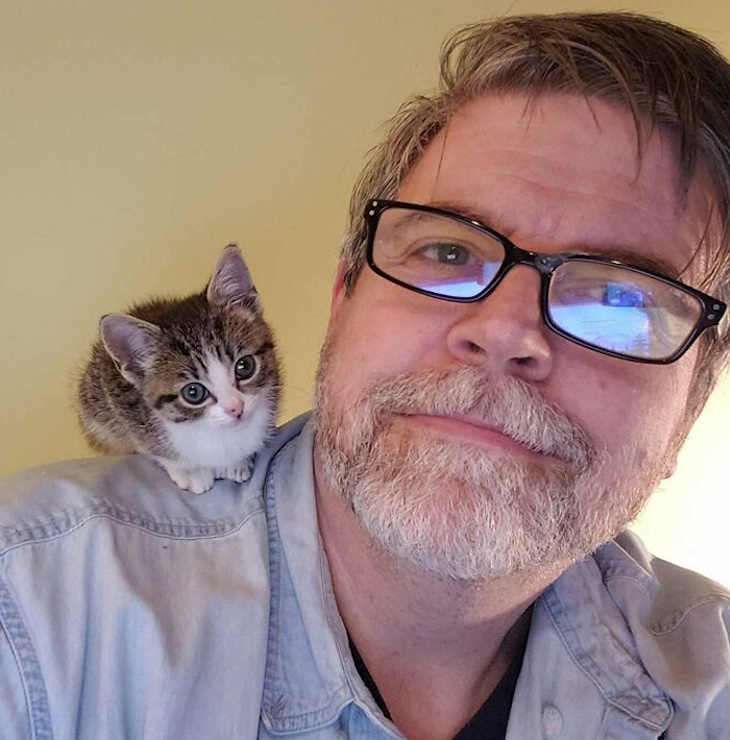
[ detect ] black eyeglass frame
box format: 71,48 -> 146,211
364,199 -> 727,365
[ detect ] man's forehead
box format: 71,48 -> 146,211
421,94 -> 681,199
398,92 -> 716,277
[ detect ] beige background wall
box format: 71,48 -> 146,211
1,0 -> 728,583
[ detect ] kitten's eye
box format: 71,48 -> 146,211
180,382 -> 209,405
234,354 -> 258,382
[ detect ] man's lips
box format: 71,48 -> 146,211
393,413 -> 553,460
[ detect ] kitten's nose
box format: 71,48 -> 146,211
224,396 -> 245,418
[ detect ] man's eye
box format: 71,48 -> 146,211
420,242 -> 473,265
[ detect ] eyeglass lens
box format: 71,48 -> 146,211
371,206 -> 704,361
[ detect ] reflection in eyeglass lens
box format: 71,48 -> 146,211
548,261 -> 702,360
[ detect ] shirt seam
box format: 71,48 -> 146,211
0,574 -> 53,740
650,592 -> 730,635
603,572 -> 730,635
0,500 -> 264,556
262,448 -> 285,726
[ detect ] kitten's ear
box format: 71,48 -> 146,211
100,314 -> 161,386
207,244 -> 260,312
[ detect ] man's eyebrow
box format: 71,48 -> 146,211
424,199 -> 685,281
427,200 -> 494,226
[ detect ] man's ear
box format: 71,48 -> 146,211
328,260 -> 349,328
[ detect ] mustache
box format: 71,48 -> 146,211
361,366 -> 596,468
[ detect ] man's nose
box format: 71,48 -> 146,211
445,266 -> 554,382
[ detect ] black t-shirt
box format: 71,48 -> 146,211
349,635 -> 525,740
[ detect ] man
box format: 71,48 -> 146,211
0,11 -> 728,740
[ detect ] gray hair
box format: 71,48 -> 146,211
340,12 -> 730,425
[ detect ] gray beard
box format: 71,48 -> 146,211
315,358 -> 665,581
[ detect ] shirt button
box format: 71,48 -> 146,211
542,705 -> 563,738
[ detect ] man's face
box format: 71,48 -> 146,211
315,93 -> 713,580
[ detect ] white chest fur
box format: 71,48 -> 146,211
162,394 -> 274,469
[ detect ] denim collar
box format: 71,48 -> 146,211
261,417 -> 397,735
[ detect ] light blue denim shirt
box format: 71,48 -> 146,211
0,414 -> 728,739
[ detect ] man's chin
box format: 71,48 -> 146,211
338,450 -> 570,579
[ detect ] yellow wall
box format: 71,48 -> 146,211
1,0 -> 728,583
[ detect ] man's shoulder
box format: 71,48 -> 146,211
0,414 -> 311,552
591,532 -> 729,720
539,533 -> 729,732
0,418 -> 314,740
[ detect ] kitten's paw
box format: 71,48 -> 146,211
160,462 -> 215,494
181,470 -> 216,494
217,460 -> 253,484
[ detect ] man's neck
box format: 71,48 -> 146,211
314,451 -> 566,740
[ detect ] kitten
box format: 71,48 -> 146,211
78,245 -> 281,494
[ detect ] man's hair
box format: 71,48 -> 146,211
340,12 -> 730,426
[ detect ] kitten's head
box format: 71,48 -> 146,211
100,245 -> 280,429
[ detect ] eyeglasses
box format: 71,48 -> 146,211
364,199 -> 726,364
